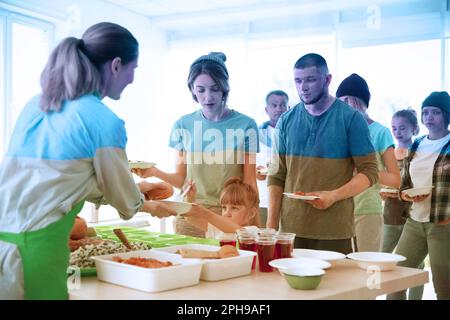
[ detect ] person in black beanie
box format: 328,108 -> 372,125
387,91 -> 450,300
336,73 -> 371,108
133,51 -> 261,238
420,91 -> 450,125
336,73 -> 401,252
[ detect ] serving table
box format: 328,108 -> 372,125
69,259 -> 428,300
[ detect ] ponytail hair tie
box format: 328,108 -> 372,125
77,38 -> 85,50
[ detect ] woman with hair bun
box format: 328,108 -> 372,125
0,22 -> 177,300
134,52 -> 260,237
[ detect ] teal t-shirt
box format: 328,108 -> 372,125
169,109 -> 259,206
354,121 -> 395,215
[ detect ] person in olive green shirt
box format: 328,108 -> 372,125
267,54 -> 379,254
336,73 -> 400,252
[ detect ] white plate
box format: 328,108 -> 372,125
154,244 -> 256,281
283,193 -> 320,200
379,188 -> 399,194
347,252 -> 406,271
154,200 -> 192,215
402,186 -> 433,198
292,249 -> 346,264
269,257 -> 331,274
128,161 -> 156,169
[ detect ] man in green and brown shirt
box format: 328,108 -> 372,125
267,53 -> 378,254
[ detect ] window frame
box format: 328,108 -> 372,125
0,9 -> 54,154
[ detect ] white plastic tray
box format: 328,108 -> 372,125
91,250 -> 202,292
154,244 -> 257,281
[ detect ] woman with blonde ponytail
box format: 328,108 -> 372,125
0,22 -> 177,300
39,37 -> 102,112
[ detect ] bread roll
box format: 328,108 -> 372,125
144,182 -> 174,200
69,238 -> 104,251
70,216 -> 88,240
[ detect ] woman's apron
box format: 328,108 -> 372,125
0,201 -> 84,300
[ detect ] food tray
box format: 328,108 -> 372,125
154,244 -> 257,281
92,250 -> 203,292
95,226 -> 219,248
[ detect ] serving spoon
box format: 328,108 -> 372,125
113,228 -> 133,250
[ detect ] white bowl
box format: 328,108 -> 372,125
281,267 -> 326,290
154,200 -> 192,215
402,186 -> 433,197
292,249 -> 346,266
282,267 -> 325,277
269,257 -> 331,274
347,252 -> 406,271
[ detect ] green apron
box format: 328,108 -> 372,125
0,201 -> 84,300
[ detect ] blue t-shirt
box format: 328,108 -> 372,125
354,121 -> 395,215
7,94 -> 127,160
168,109 -> 259,206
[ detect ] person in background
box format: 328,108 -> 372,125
267,53 -> 378,254
256,90 -> 289,226
184,177 -> 259,238
336,73 -> 401,252
387,91 -> 450,300
381,108 -> 424,300
0,22 -> 177,300
134,52 -> 260,237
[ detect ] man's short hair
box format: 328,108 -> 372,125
265,90 -> 289,105
293,53 -> 329,74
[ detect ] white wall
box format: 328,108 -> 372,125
14,0 -> 170,163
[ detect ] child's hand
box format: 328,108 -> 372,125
184,203 -> 208,219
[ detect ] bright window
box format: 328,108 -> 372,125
0,15 -> 4,155
0,14 -> 52,154
10,22 -> 50,127
338,39 -> 441,133
247,35 -> 335,125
